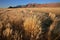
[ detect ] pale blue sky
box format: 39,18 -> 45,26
0,0 -> 60,8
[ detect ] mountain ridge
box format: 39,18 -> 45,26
8,3 -> 60,8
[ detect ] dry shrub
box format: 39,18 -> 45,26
23,15 -> 42,40
0,21 -> 3,36
49,12 -> 56,20
0,22 -> 3,30
48,15 -> 60,40
3,23 -> 12,37
0,11 -> 24,40
23,12 -> 53,40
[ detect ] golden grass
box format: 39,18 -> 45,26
0,8 -> 60,40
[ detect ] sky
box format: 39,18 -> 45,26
0,0 -> 60,8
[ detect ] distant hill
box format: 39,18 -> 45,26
8,3 -> 60,8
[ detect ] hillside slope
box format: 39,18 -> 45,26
9,3 -> 60,8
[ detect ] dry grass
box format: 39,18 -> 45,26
0,8 -> 60,40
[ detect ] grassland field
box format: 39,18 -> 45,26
0,7 -> 60,40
